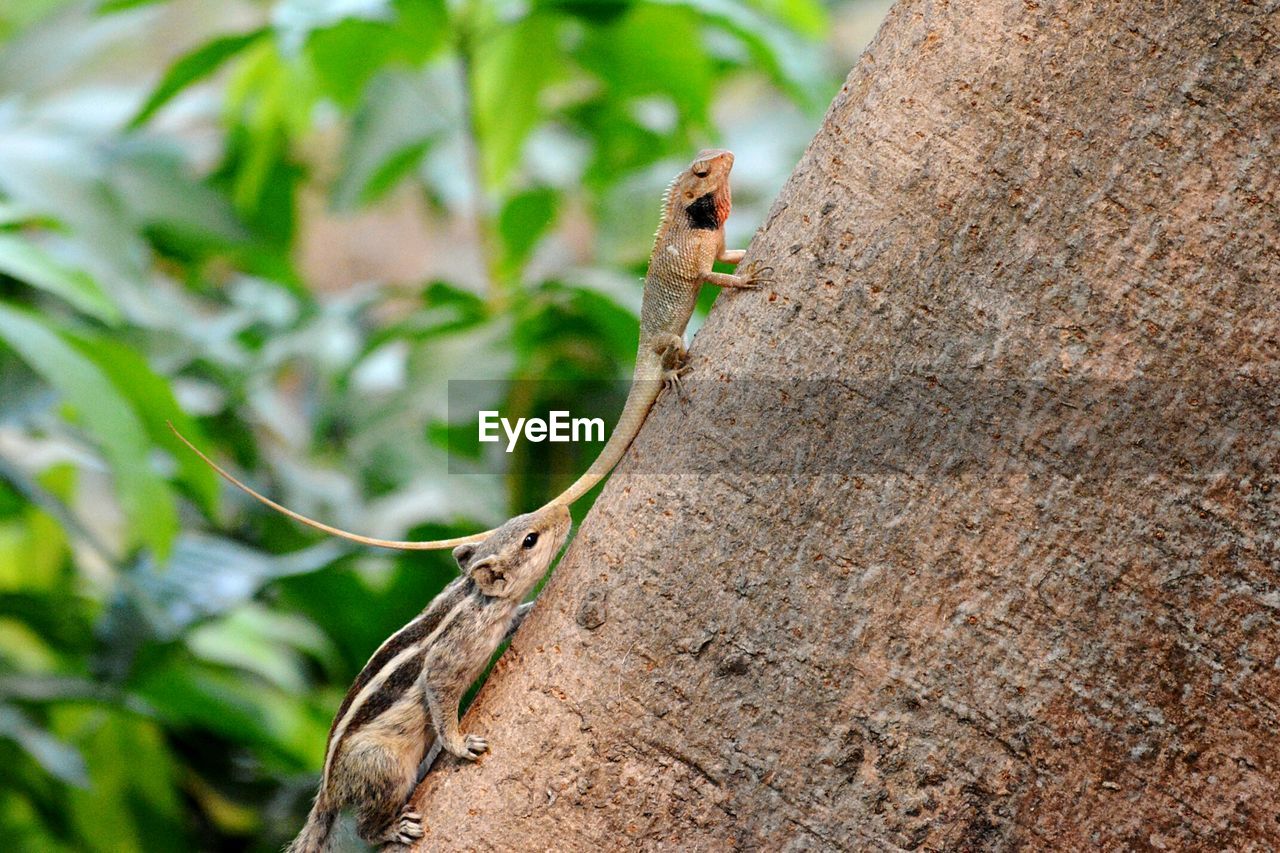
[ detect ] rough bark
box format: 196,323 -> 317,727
409,1 -> 1279,849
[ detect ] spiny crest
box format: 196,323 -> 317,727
654,173 -> 678,241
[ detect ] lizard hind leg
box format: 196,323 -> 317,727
650,332 -> 687,369
649,332 -> 691,399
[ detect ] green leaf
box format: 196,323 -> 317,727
747,0 -> 827,38
473,12 -> 563,187
216,43 -> 313,244
272,0 -> 392,55
128,30 -> 267,129
95,534 -> 347,673
0,0 -> 69,39
658,0 -> 827,107
134,660 -> 324,765
333,68 -> 449,210
52,708 -> 187,851
97,0 -> 173,11
373,140 -> 435,201
305,19 -> 400,107
388,0 -> 451,59
360,280 -> 490,355
0,706 -> 88,788
0,591 -> 96,654
0,234 -> 120,324
498,187 -> 558,277
0,504 -> 67,593
0,201 -> 39,226
304,0 -> 449,107
108,144 -> 248,249
579,5 -> 712,121
534,0 -> 635,24
186,605 -> 333,693
64,333 -> 219,516
0,305 -> 177,558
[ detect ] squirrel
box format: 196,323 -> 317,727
287,503 -> 572,852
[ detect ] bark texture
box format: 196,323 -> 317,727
410,1 -> 1279,848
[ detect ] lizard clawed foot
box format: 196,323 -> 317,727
662,363 -> 693,405
741,261 -> 775,288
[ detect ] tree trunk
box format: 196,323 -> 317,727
409,0 -> 1279,848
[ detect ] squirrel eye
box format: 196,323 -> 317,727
522,532 -> 539,549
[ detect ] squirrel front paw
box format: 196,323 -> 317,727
446,733 -> 489,761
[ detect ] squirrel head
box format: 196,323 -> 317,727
452,504 -> 572,598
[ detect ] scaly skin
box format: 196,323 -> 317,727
552,148 -> 771,506
170,149 -> 771,549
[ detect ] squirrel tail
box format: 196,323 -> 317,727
285,796 -> 338,853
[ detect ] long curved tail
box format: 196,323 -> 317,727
286,796 -> 338,853
167,424 -> 488,549
544,370 -> 663,508
168,356 -> 664,552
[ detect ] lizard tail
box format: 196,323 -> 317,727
286,794 -> 338,853
545,363 -> 665,508
167,423 -> 488,550
169,354 -> 663,551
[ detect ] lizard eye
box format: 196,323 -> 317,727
522,532 -> 539,549
692,162 -> 710,177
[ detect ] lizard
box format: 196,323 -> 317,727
171,148 -> 772,550
286,503 -> 572,852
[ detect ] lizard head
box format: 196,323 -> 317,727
451,504 -> 572,599
666,148 -> 735,232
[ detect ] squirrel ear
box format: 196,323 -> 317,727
468,558 -> 508,596
452,543 -> 477,570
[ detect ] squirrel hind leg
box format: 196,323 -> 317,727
354,782 -> 420,846
376,805 -> 425,849
331,744 -> 418,846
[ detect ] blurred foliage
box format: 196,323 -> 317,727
0,0 -> 866,848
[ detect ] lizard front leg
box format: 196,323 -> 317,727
422,682 -> 487,760
704,259 -> 774,290
716,228 -> 744,265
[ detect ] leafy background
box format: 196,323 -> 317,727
0,0 -> 887,849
